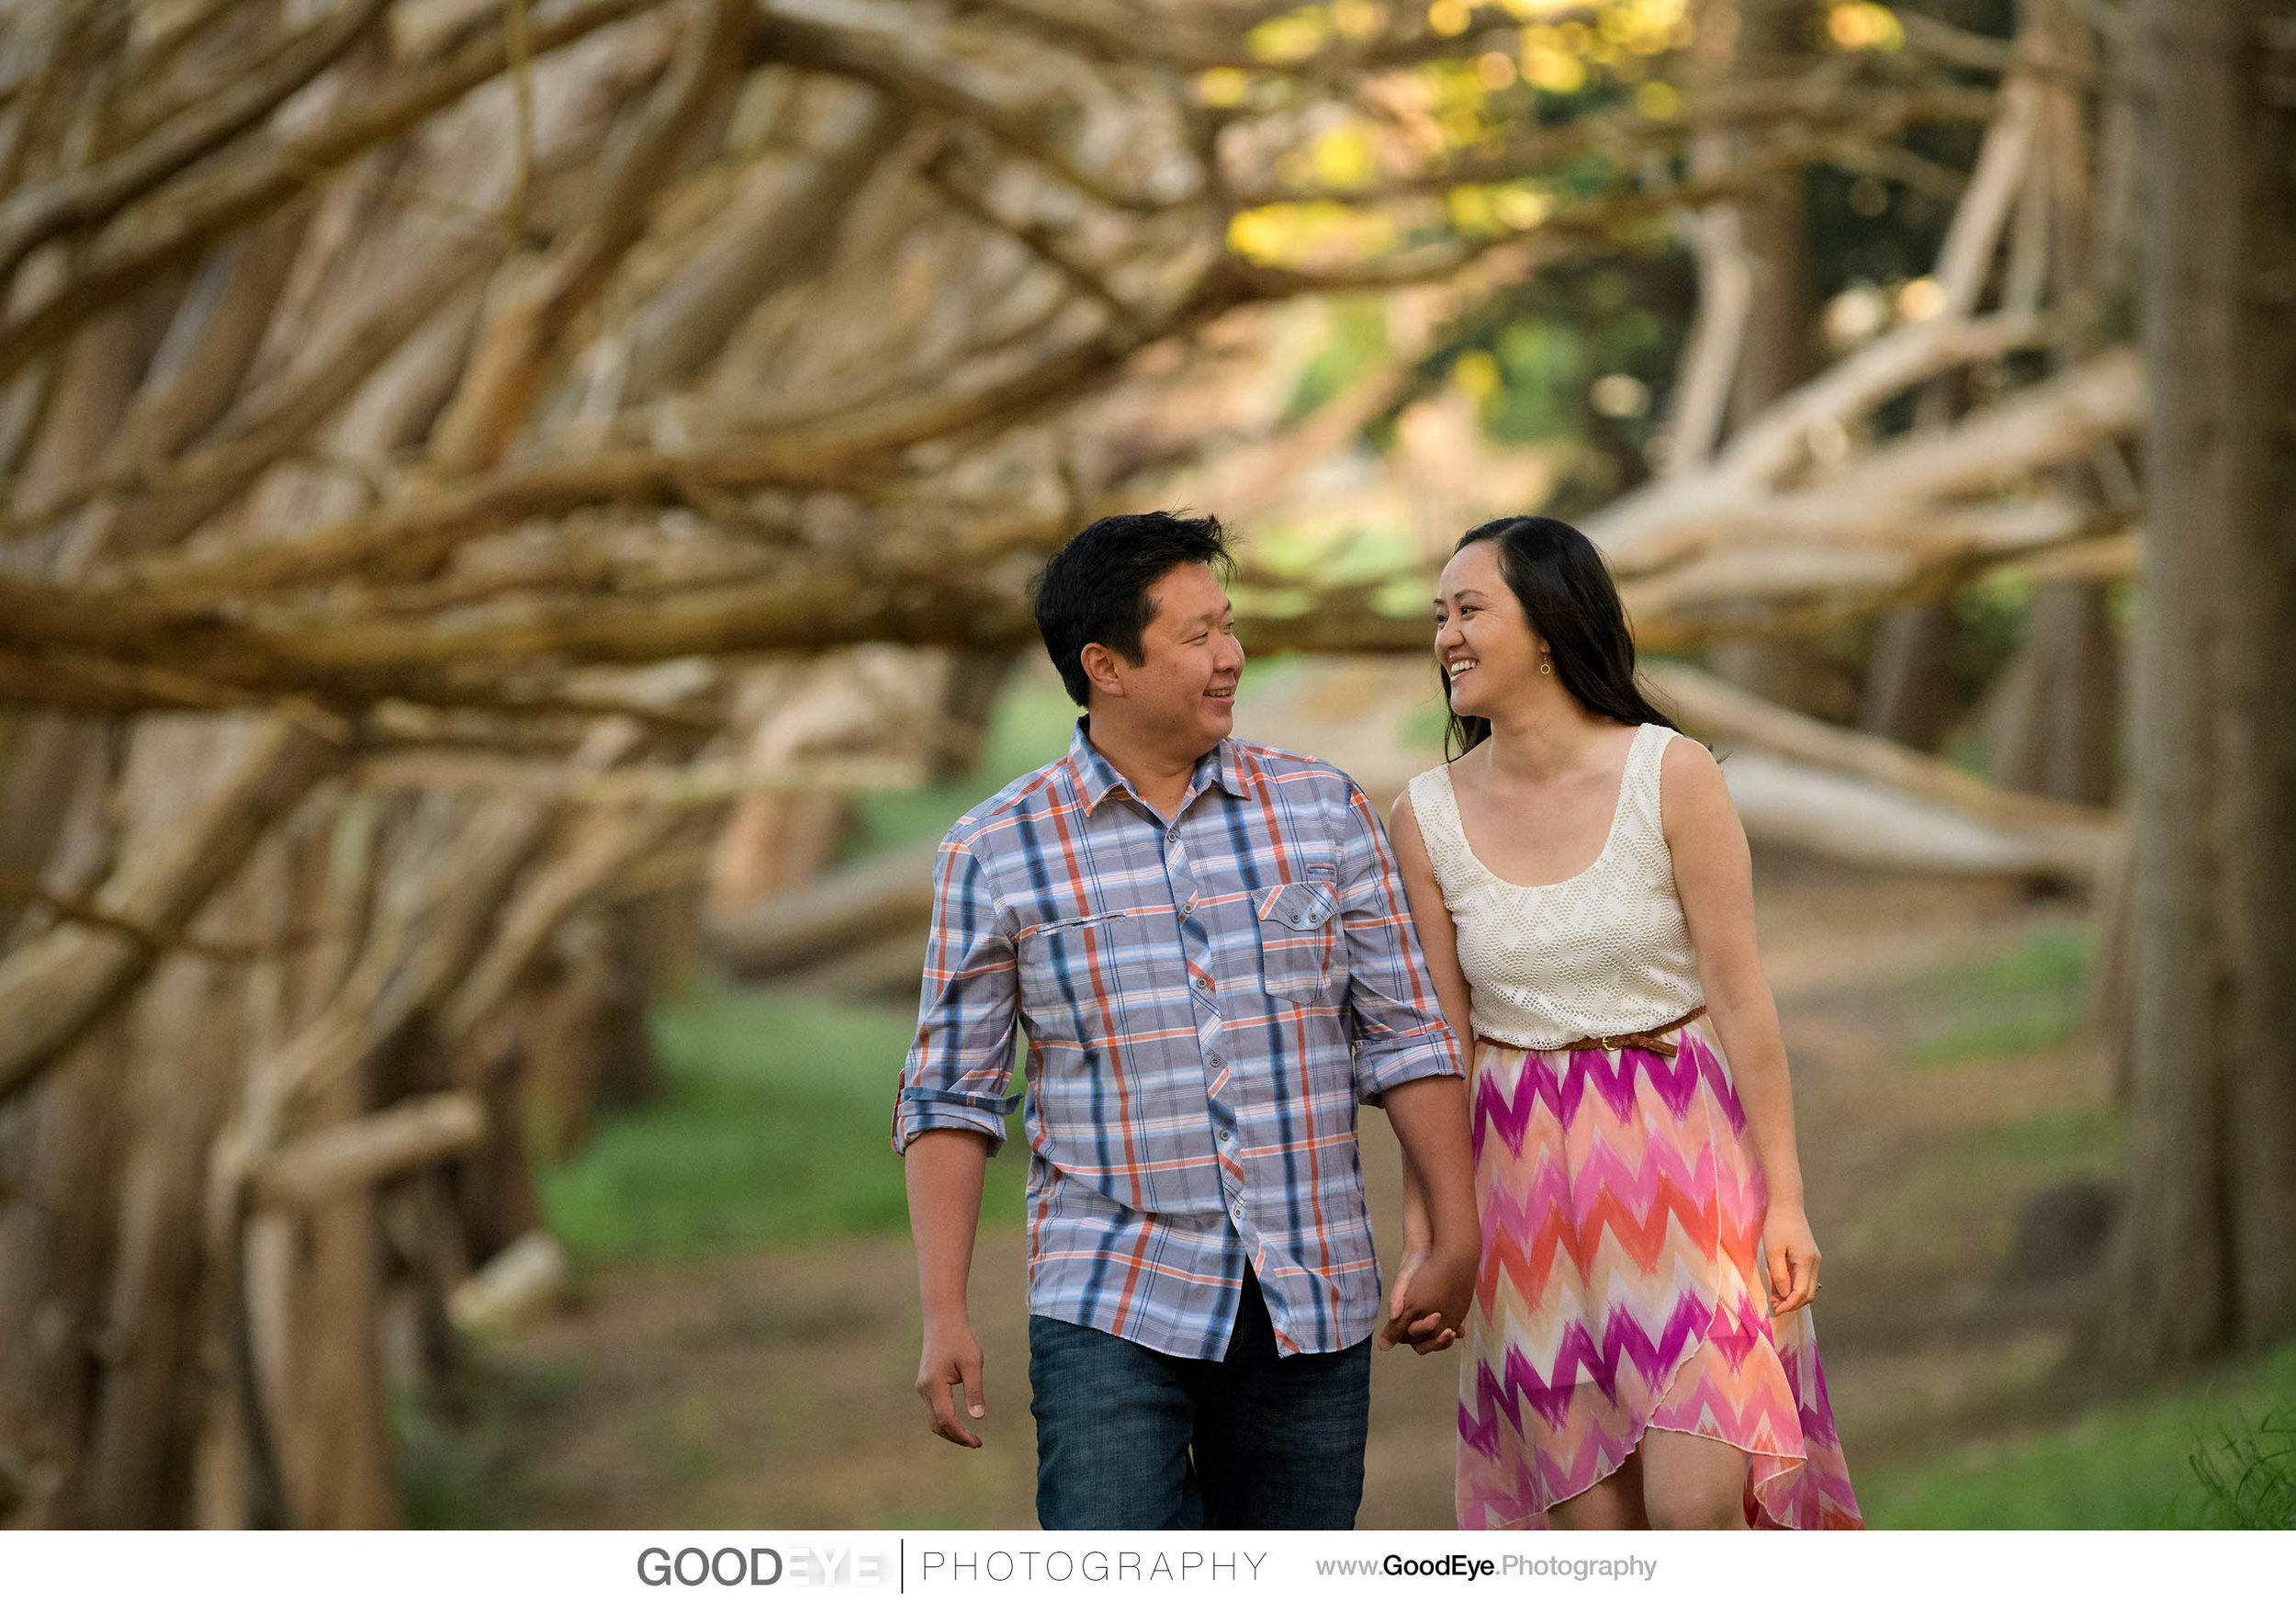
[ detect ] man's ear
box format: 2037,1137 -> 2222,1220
1078,642 -> 1128,700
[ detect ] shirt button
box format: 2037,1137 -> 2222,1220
1218,1128 -> 1232,1143
1193,977 -> 1210,993
1166,826 -> 1180,843
1208,1052 -> 1222,1068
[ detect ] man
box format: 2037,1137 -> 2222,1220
892,511 -> 1479,1529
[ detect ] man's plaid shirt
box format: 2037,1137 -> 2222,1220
893,717 -> 1466,1361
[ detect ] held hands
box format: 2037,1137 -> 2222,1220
1763,1202 -> 1822,1317
1378,1235 -> 1477,1356
916,1315 -> 987,1448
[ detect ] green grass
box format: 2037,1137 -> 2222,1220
539,986 -> 1028,1265
1964,1103 -> 2128,1172
2190,1393 -> 2296,1529
396,1356 -> 581,1529
1836,1102 -> 2128,1269
1899,920 -> 2097,1067
1858,1339 -> 2296,1529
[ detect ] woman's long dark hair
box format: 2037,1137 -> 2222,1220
1442,514 -> 1679,760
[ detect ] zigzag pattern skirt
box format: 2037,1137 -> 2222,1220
1455,1018 -> 1864,1530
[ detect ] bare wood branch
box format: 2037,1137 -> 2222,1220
431,0 -> 751,471
920,143 -> 1142,334
1665,196 -> 1753,474
970,0 -> 1385,74
87,436 -> 857,597
1709,309 -> 2061,488
1934,73 -> 2039,314
1821,138 -> 1971,204
437,805 -> 680,1044
1720,747 -> 2109,879
242,718 -> 642,1135
502,0 -> 538,237
0,0 -> 670,387
250,1092 -> 487,1210
354,751 -> 925,802
1646,660 -> 2115,838
1595,338 -> 2138,574
446,1230 -> 568,1332
1993,527 -> 2139,583
1812,342 -> 2143,507
0,0 -> 394,292
616,85 -> 906,400
4,244 -> 497,561
750,1 -> 1185,213
1232,77 -> 1996,207
0,647 -> 277,714
707,837 -> 938,976
1896,9 -> 2024,74
0,874 -> 329,962
0,712 -> 346,1103
1225,119 -> 1967,302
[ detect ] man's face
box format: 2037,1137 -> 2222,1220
1100,561 -> 1244,749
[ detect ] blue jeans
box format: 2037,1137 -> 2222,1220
1027,1268 -> 1372,1529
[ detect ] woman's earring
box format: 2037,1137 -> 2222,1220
1539,651 -> 1552,676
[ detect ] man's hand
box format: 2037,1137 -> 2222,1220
916,1317 -> 988,1448
1379,1244 -> 1448,1353
1379,1237 -> 1476,1355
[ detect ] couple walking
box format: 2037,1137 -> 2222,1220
892,511 -> 1864,1532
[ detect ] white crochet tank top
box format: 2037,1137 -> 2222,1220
1406,722 -> 1703,1051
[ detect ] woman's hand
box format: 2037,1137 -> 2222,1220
1762,1203 -> 1822,1317
1379,1236 -> 1474,1354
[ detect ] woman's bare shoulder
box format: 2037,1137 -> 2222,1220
1657,731 -> 1736,834
1388,785 -> 1428,855
1658,729 -> 1724,784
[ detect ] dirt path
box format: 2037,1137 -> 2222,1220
452,856 -> 2116,1529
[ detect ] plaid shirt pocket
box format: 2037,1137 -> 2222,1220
1254,877 -> 1342,998
1019,908 -> 1165,1043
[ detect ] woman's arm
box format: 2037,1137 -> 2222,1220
1384,790 -> 1481,1346
1659,736 -> 1821,1317
1389,791 -> 1478,1049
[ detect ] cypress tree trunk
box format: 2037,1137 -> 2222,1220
2105,0 -> 2296,1374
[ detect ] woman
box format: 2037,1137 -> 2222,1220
1380,514 -> 1863,1531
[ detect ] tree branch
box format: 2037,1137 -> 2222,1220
0,712 -> 346,1104
430,0 -> 751,472
0,0 -> 395,292
0,0 -> 670,386
750,0 -> 1189,213
250,1092 -> 488,1210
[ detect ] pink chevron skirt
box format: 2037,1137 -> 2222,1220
1456,1018 -> 1863,1529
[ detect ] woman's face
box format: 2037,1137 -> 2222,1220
1435,538 -> 1543,722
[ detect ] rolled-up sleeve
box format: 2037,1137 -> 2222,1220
893,824 -> 1023,1156
1334,780 -> 1468,1106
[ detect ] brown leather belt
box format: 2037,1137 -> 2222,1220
1481,1003 -> 1708,1059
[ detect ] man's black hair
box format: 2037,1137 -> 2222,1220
1031,511 -> 1235,707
